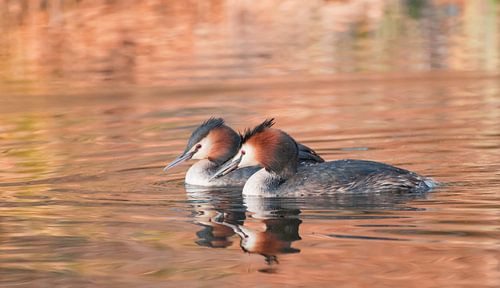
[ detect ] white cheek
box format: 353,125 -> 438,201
191,137 -> 211,160
239,144 -> 259,167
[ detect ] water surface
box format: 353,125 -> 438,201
1,1 -> 500,287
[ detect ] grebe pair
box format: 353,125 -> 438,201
165,118 -> 435,196
164,118 -> 324,187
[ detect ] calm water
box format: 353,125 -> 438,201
1,1 -> 500,288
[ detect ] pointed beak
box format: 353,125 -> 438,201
209,154 -> 243,181
163,151 -> 196,172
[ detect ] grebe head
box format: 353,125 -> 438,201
211,119 -> 298,179
164,117 -> 241,171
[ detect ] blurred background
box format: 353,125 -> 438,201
0,0 -> 499,90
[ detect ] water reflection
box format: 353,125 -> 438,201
187,187 -> 246,249
186,187 -> 302,267
0,0 -> 498,88
1,1 -> 499,285
218,213 -> 302,267
186,186 -> 428,267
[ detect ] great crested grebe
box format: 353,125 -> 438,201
211,119 -> 436,196
163,118 -> 323,187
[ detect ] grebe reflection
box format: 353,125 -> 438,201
186,187 -> 302,265
186,186 -> 428,266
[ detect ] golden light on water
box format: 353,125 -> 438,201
0,0 -> 499,90
1,1 -> 500,287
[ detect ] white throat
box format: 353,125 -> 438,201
242,168 -> 279,197
185,160 -> 217,186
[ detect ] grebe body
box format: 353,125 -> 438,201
212,119 -> 436,196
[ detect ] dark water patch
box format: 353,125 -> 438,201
376,229 -> 500,239
324,233 -> 410,242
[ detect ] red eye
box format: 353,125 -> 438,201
196,144 -> 202,149
241,150 -> 246,155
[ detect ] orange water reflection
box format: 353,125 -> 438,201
1,1 -> 500,287
0,0 -> 499,89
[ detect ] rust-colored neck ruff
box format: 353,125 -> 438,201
247,128 -> 298,177
207,126 -> 240,164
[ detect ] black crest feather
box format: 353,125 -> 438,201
200,117 -> 224,129
241,118 -> 275,143
185,117 -> 225,153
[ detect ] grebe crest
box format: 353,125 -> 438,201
212,119 -> 299,194
241,119 -> 324,166
165,117 -> 240,170
239,119 -> 298,180
186,117 -> 241,164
